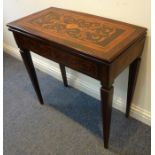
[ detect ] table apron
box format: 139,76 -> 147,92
13,32 -> 110,80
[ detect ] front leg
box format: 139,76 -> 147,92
19,49 -> 44,104
100,84 -> 113,148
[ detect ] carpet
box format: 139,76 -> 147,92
3,53 -> 151,155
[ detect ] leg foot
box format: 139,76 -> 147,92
101,85 -> 113,148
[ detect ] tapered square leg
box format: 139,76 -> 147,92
100,85 -> 113,148
19,49 -> 44,105
126,58 -> 141,117
59,64 -> 68,87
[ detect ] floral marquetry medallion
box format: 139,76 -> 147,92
29,11 -> 125,47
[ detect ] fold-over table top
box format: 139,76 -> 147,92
7,7 -> 146,62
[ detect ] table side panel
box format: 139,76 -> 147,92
13,31 -> 103,80
97,36 -> 145,86
110,36 -> 146,81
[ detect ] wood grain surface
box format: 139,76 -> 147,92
7,7 -> 146,62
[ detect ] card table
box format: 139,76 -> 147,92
7,7 -> 146,148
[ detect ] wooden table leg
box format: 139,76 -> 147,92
126,58 -> 141,117
19,49 -> 44,104
100,84 -> 113,148
59,64 -> 68,87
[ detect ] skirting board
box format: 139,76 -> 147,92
4,43 -> 151,126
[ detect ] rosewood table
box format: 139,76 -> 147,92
7,7 -> 146,148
